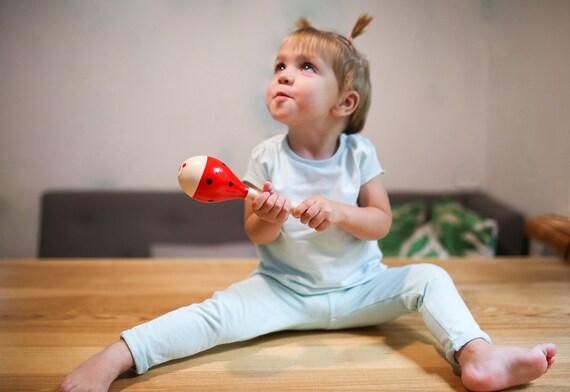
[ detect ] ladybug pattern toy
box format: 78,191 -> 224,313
178,156 -> 260,203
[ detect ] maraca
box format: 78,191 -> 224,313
178,156 -> 260,203
178,156 -> 297,212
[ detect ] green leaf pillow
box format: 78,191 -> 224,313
379,200 -> 427,257
431,198 -> 498,257
400,223 -> 449,258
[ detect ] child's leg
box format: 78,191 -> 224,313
398,264 -> 493,363
385,264 -> 556,390
120,273 -> 316,374
61,273 -> 317,392
329,264 -> 556,391
330,264 -> 491,360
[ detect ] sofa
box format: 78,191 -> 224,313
38,190 -> 527,258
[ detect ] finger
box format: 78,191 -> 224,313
283,199 -> 292,217
294,198 -> 316,219
252,192 -> 271,211
265,193 -> 288,220
268,194 -> 286,220
277,211 -> 289,222
301,201 -> 320,225
313,216 -> 333,232
262,181 -> 274,193
308,213 -> 326,229
259,193 -> 279,215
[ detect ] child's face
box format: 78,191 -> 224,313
267,42 -> 341,127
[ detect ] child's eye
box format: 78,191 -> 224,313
274,63 -> 286,73
301,62 -> 316,73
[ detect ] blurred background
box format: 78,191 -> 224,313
1,0 -> 569,257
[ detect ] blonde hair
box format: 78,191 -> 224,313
282,14 -> 373,134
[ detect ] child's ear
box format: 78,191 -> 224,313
332,91 -> 360,117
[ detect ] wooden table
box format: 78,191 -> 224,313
1,257 -> 569,391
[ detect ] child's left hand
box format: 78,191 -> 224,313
293,196 -> 340,232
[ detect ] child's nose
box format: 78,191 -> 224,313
278,72 -> 293,85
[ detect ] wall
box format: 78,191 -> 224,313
0,1 -> 567,257
484,0 -> 570,217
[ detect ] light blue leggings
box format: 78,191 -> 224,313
121,263 -> 491,374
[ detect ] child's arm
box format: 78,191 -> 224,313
293,175 -> 392,241
244,181 -> 293,244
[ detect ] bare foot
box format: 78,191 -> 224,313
59,340 -> 134,392
456,339 -> 557,391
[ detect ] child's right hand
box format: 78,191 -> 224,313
251,181 -> 292,224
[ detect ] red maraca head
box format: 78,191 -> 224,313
178,156 -> 249,203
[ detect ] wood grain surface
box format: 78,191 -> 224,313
0,257 -> 568,391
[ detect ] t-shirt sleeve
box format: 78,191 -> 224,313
356,135 -> 385,186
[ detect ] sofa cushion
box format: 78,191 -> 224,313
388,192 -> 526,256
400,223 -> 449,258
378,200 -> 427,257
151,242 -> 257,258
431,197 -> 499,257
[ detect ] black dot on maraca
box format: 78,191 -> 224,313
206,179 -> 213,185
208,200 -> 214,203
229,182 -> 233,187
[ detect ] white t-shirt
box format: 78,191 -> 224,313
243,133 -> 386,294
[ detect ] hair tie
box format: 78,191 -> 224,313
347,35 -> 353,43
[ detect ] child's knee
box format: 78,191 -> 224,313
406,264 -> 455,301
411,263 -> 452,283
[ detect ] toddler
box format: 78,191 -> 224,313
61,15 -> 556,392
